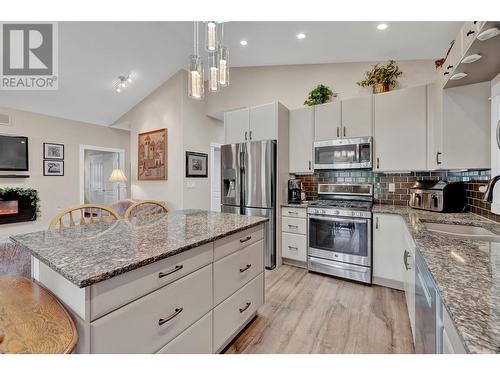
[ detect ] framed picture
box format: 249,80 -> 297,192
186,151 -> 208,178
43,160 -> 64,176
138,128 -> 168,181
43,143 -> 64,160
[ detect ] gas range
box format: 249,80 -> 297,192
307,183 -> 374,284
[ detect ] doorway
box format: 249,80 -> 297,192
210,143 -> 222,211
79,145 -> 126,205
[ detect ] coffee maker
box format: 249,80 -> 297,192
288,179 -> 303,204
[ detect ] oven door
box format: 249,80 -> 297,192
308,214 -> 371,266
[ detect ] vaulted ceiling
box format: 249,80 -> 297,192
0,21 -> 462,125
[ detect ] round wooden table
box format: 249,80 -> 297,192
0,276 -> 78,354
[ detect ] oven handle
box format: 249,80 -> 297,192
308,215 -> 370,225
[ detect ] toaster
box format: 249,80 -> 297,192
409,180 -> 466,213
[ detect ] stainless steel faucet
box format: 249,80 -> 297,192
482,175 -> 500,203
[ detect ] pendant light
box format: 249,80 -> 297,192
208,51 -> 219,92
188,22 -> 204,100
205,21 -> 218,51
218,23 -> 230,87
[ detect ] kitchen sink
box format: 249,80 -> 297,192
423,222 -> 500,242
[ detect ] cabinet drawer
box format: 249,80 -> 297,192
90,264 -> 213,353
156,311 -> 212,354
281,206 -> 306,218
282,232 -> 307,262
90,243 -> 213,320
214,239 -> 264,306
281,216 -> 306,235
213,273 -> 264,352
214,225 -> 264,261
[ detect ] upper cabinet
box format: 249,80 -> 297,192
224,102 -> 285,144
314,102 -> 341,140
440,21 -> 500,89
289,107 -> 314,174
314,97 -> 372,141
341,96 -> 373,138
374,85 -> 427,172
225,108 -> 250,144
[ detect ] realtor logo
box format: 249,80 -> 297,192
0,22 -> 58,90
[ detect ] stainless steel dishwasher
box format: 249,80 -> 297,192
414,250 -> 438,353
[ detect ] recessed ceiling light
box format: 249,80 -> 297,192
450,72 -> 468,80
240,40 -> 248,46
297,33 -> 306,39
461,54 -> 482,64
377,23 -> 389,31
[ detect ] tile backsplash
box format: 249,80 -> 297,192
292,169 -> 498,222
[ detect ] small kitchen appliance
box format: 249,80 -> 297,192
307,183 -> 373,284
313,136 -> 373,170
409,180 -> 466,213
288,179 -> 303,204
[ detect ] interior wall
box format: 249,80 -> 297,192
114,70 -> 224,211
0,107 -> 130,240
206,59 -> 437,115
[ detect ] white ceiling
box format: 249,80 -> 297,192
0,21 -> 462,126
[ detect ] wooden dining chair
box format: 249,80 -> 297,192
124,200 -> 169,224
49,204 -> 120,232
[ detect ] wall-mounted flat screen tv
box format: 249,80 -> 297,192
0,135 -> 29,171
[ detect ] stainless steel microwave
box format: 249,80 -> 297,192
313,136 -> 373,170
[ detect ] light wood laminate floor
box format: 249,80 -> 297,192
224,265 -> 415,354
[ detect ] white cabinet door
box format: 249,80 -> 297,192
249,103 -> 277,141
341,96 -> 373,138
403,228 -> 416,339
427,82 -> 444,170
314,102 -> 341,141
225,108 -> 249,144
442,81 -> 490,169
374,86 -> 427,171
373,213 -> 404,290
289,106 -> 314,173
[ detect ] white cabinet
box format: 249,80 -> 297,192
441,81 -> 490,169
341,96 -> 373,138
441,306 -> 466,354
314,101 -> 342,140
281,207 -> 307,266
225,108 -> 249,144
289,106 -> 314,174
373,214 -> 404,290
249,103 -> 277,141
224,102 -> 286,144
427,82 -> 444,170
402,227 -> 416,339
374,85 -> 427,172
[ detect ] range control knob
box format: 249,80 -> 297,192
321,209 -> 326,215
332,210 -> 340,215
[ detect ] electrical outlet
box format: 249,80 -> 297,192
388,183 -> 396,193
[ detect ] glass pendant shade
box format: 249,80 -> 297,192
188,55 -> 204,100
208,51 -> 219,92
206,21 -> 218,51
218,46 -> 229,87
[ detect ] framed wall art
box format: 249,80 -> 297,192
43,160 -> 64,176
43,143 -> 64,160
185,151 -> 208,178
138,128 -> 168,180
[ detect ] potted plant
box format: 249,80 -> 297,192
357,60 -> 403,94
304,84 -> 337,106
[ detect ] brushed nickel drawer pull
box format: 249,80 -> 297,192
288,245 -> 298,250
239,302 -> 251,313
158,307 -> 183,326
288,224 -> 299,228
287,211 -> 299,215
239,264 -> 252,273
159,265 -> 183,278
239,236 -> 252,243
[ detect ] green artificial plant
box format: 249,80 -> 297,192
357,60 -> 403,89
304,84 -> 337,106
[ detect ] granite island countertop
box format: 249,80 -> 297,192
11,210 -> 268,289
373,204 -> 500,354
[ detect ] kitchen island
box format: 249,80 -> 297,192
11,210 -> 268,354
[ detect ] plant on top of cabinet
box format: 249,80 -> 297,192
357,60 -> 403,94
304,84 -> 337,106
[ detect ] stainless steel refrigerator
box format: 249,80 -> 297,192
221,140 -> 276,269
